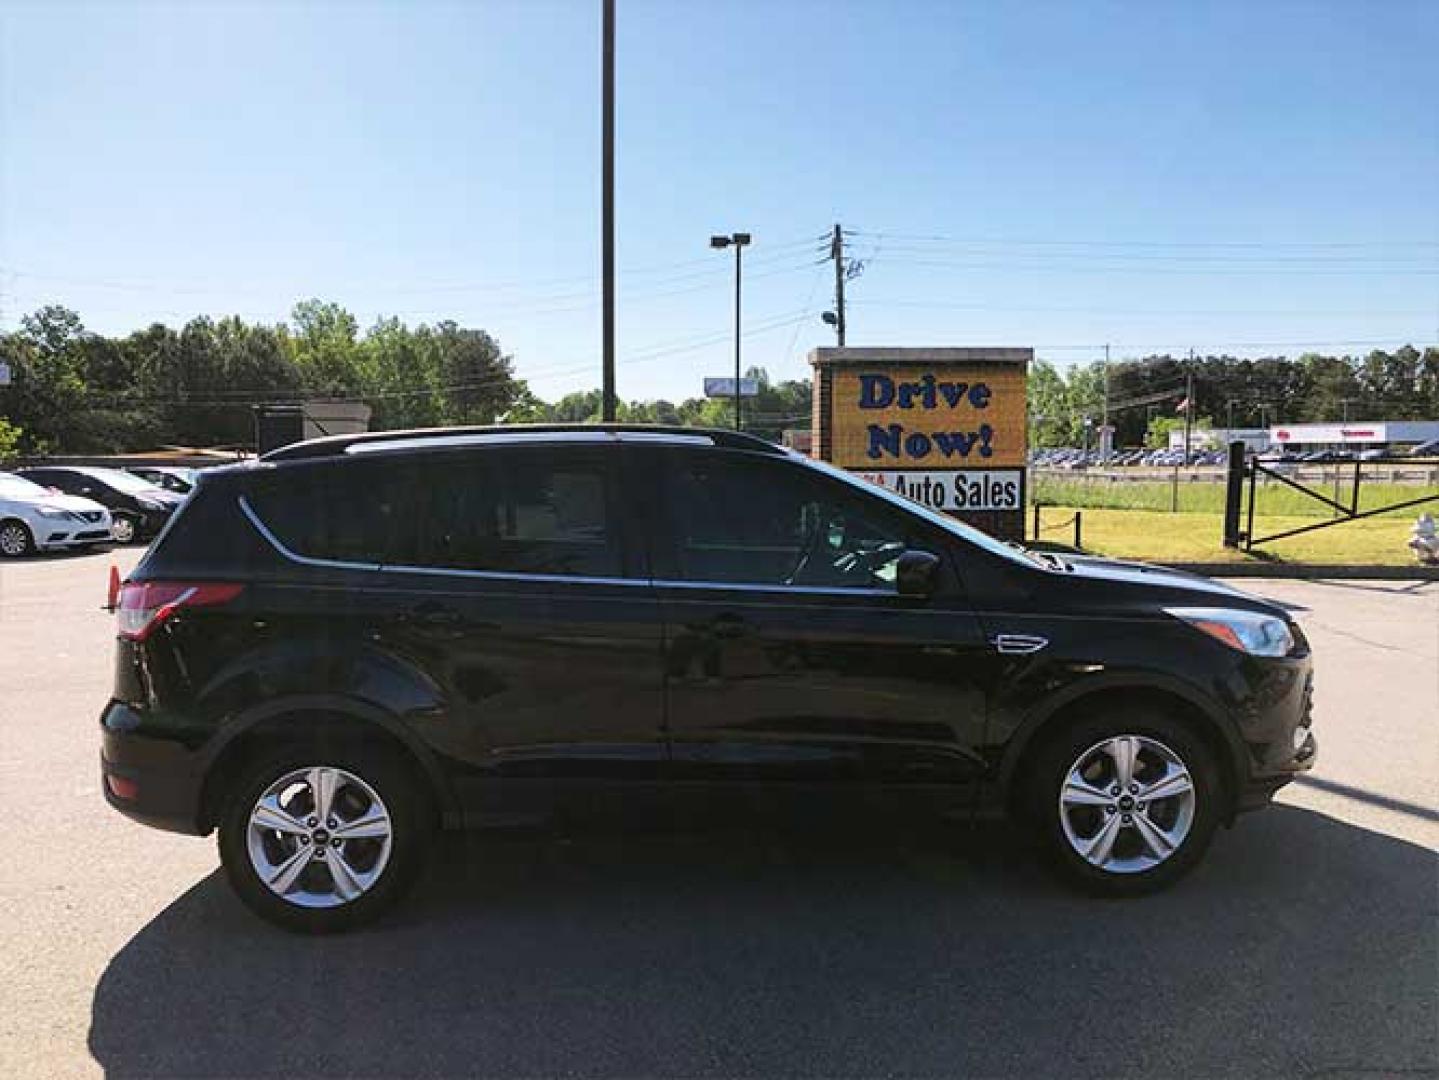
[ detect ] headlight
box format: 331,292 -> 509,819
1166,606 -> 1296,657
37,507 -> 71,519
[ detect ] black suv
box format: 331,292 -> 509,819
101,425 -> 1316,931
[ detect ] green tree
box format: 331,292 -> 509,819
290,300 -> 361,397
431,321 -> 517,425
3,306 -> 89,452
0,417 -> 22,460
360,318 -> 445,430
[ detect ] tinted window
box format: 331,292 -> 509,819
33,468 -> 82,494
665,454 -> 915,590
248,462 -> 411,564
401,451 -> 622,578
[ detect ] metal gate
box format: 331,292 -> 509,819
1222,441 -> 1439,551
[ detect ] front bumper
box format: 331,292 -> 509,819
37,522 -> 114,548
1234,659 -> 1318,813
100,700 -> 209,835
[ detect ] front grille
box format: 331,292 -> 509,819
76,529 -> 110,541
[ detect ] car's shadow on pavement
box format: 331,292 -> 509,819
89,806 -> 1436,1079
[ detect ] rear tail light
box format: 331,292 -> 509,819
116,581 -> 244,641
105,774 -> 140,801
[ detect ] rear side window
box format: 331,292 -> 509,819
247,462 -> 412,565
399,451 -> 623,578
247,450 -> 626,578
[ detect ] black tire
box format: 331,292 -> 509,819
0,519 -> 35,558
1025,708 -> 1221,897
110,514 -> 139,545
217,743 -> 434,933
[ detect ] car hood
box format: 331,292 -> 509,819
1059,554 -> 1281,612
42,494 -> 111,515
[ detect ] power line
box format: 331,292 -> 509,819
0,236 -> 827,301
847,255 -> 1439,278
849,299 -> 1437,318
846,228 -> 1439,251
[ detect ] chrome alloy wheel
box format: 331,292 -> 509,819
1058,735 -> 1197,875
111,516 -> 136,544
246,766 -> 393,909
0,523 -> 30,556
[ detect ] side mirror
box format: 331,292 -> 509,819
895,549 -> 941,598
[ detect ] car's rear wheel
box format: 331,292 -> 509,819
110,515 -> 138,545
217,746 -> 433,933
1027,710 -> 1221,896
0,519 -> 35,558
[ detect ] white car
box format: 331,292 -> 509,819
0,472 -> 114,557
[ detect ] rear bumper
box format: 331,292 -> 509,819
100,701 -> 209,835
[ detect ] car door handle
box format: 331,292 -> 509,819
992,634 -> 1048,655
698,614 -> 750,640
412,603 -> 464,627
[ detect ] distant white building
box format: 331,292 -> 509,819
1168,427 -> 1269,452
1268,420 -> 1439,449
1169,420 -> 1439,452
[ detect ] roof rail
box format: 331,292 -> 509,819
261,423 -> 785,462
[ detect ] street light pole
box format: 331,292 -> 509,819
600,0 -> 616,421
710,231 -> 752,430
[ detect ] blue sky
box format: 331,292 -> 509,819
2,0 -> 1436,403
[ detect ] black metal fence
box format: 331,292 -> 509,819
1223,442 -> 1439,551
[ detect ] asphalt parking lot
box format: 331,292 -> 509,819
1,547 -> 1435,1079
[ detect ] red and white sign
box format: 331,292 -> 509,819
1272,423 -> 1387,445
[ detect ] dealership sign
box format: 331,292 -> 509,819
809,347 -> 1031,538
855,469 -> 1024,512
829,364 -> 1027,469
1272,423 -> 1387,444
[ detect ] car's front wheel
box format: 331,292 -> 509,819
217,745 -> 433,932
1028,710 -> 1221,896
0,519 -> 35,558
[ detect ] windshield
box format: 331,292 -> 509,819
0,474 -> 52,500
799,455 -> 1044,569
79,467 -> 162,495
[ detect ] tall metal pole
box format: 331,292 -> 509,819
832,223 -> 846,346
733,242 -> 743,430
1101,343 -> 1110,461
1183,349 -> 1195,465
600,0 -> 616,421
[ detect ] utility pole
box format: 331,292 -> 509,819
831,223 -> 846,346
1182,349 -> 1195,465
600,0 -> 616,421
1101,343 -> 1110,462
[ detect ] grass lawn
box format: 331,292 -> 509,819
1033,505 -> 1431,566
